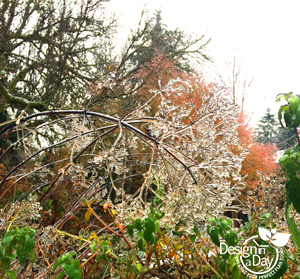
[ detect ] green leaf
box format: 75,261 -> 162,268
217,221 -> 225,237
293,274 -> 300,279
286,179 -> 300,215
189,234 -> 196,243
288,95 -> 300,114
220,219 -> 226,227
279,154 -> 290,164
193,225 -> 200,235
2,235 -> 14,247
28,228 -> 36,238
16,248 -> 27,266
153,196 -> 162,204
53,257 -> 66,271
136,263 -> 142,272
53,252 -> 77,271
134,219 -> 142,231
137,238 -> 144,251
90,242 -> 97,252
278,105 -> 288,127
225,231 -> 238,246
292,106 -> 300,127
259,213 -> 271,221
229,256 -> 236,272
63,262 -> 82,279
209,217 -> 216,224
56,272 -> 66,279
208,228 -> 220,247
287,206 -> 300,251
100,241 -> 110,249
155,212 -> 164,219
137,231 -> 143,239
219,258 -> 227,273
280,147 -> 300,180
276,93 -> 288,102
143,230 -> 153,243
144,218 -> 156,233
6,270 -> 16,279
127,224 -> 134,238
229,267 -> 241,279
284,110 -> 293,127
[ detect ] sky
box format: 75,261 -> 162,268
105,0 -> 300,127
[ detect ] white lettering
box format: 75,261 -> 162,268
253,254 -> 261,266
220,243 -> 228,254
266,257 -> 273,269
245,259 -> 251,266
228,246 -> 234,254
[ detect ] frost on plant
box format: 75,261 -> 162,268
0,75 -> 243,237
0,75 -> 244,235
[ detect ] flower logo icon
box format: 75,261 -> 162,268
258,227 -> 291,247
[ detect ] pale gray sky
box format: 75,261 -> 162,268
105,0 -> 300,126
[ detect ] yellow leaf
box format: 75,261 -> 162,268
111,209 -> 117,216
109,251 -> 118,259
83,199 -> 96,207
89,232 -> 98,241
168,250 -> 175,259
85,209 -> 92,221
164,236 -> 171,247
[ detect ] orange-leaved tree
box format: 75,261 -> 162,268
237,113 -> 278,188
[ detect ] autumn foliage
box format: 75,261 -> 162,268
0,57 -> 282,278
236,113 -> 278,188
133,55 -> 279,189
0,5 -> 293,278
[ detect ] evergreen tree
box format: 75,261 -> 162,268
255,108 -> 297,150
255,108 -> 278,144
89,10 -> 210,115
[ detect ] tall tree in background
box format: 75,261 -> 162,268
255,108 -> 296,150
0,0 -> 115,119
0,2 -> 209,120
255,108 -> 278,144
88,10 -> 210,115
127,11 -> 208,73
217,56 -> 253,113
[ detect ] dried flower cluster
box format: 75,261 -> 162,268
245,168 -> 287,229
106,77 -> 246,231
0,195 -> 42,234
